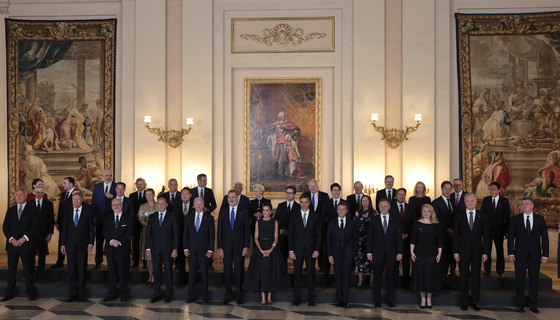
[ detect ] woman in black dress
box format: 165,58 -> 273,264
410,204 -> 442,309
408,181 -> 431,219
244,203 -> 290,305
354,195 -> 376,287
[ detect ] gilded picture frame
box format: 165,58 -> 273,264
456,12 -> 560,226
245,78 -> 321,198
6,19 -> 116,205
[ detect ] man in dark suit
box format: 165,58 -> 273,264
289,193 -> 322,307
321,183 -> 344,287
30,186 -> 54,282
60,192 -> 95,302
432,180 -> 455,278
52,177 -> 75,269
129,177 -> 147,269
481,182 -> 511,277
191,173 -> 217,213
450,178 -> 466,212
367,199 -> 403,308
346,181 -> 365,215
114,182 -> 135,218
173,187 -> 194,283
219,182 -> 250,211
452,193 -> 490,311
275,186 -> 300,263
161,178 -> 181,212
184,197 -> 215,304
217,190 -> 250,305
145,196 -> 179,303
375,175 -> 397,212
2,188 -> 38,301
389,188 -> 413,289
92,168 -> 116,269
301,179 -> 329,271
508,197 -> 549,314
102,198 -> 134,302
327,202 -> 358,308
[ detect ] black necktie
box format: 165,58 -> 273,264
340,219 -> 344,230
105,184 -> 108,193
37,200 -> 41,212
469,211 -> 474,231
446,198 -> 451,212
115,215 -> 119,229
526,216 -> 531,235
288,203 -> 291,211
171,193 -> 175,202
388,190 -> 392,201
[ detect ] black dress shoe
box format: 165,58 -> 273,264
497,273 -> 503,278
150,296 -> 163,303
308,301 -> 315,307
517,306 -> 524,313
28,294 -> 36,301
164,298 -> 171,303
223,297 -> 232,305
343,302 -> 350,309
292,299 -> 301,306
51,263 -> 63,269
461,305 -> 468,311
186,298 -> 196,303
102,295 -> 117,303
68,295 -> 78,302
1,295 -> 13,302
121,298 -> 128,303
471,304 -> 481,311
199,299 -> 208,305
374,303 -> 381,308
530,307 -> 540,314
78,297 -> 86,302
93,263 -> 101,270
387,303 -> 395,308
236,299 -> 243,305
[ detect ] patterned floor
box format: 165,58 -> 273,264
0,298 -> 556,320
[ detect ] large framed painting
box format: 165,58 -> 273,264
456,12 -> 560,226
6,19 -> 116,205
245,78 -> 321,197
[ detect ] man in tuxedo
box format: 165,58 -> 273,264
102,198 -> 134,302
191,173 -> 217,213
92,168 -> 116,269
184,197 -> 215,304
367,199 -> 403,308
161,178 -> 181,212
389,188 -> 413,289
275,186 -> 300,263
129,177 -> 147,269
302,179 -> 329,271
508,197 -> 549,314
481,182 -> 511,277
2,189 -> 38,301
31,186 -> 54,282
52,177 -> 75,269
145,197 -> 179,303
346,181 -> 365,215
60,192 -> 94,302
432,180 -> 455,278
375,175 -> 397,212
220,182 -> 250,212
321,183 -> 344,287
450,178 -> 466,212
217,190 -> 250,305
174,187 -> 194,283
453,193 -> 490,311
327,202 -> 358,308
289,193 -> 322,307
114,182 -> 134,217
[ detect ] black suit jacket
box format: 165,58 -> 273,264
346,194 -> 364,215
57,190 -> 74,226
115,196 -> 134,218
375,188 -> 397,212
480,196 -> 511,235
3,203 -> 38,248
301,191 -> 329,216
452,209 -> 490,257
60,205 -> 95,252
145,211 -> 179,256
220,194 -> 250,212
507,213 -> 549,262
275,201 -> 300,231
326,217 -> 358,260
389,202 -> 414,236
217,205 -> 250,254
29,198 -> 55,239
450,192 -> 466,213
322,198 -> 344,225
103,211 -> 134,256
191,187 -> 217,213
173,201 -> 195,238
367,213 -> 403,259
432,196 -> 454,236
161,191 -> 182,212
129,191 -> 148,216
183,211 -> 215,256
288,209 -> 322,255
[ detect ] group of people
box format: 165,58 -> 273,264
1,172 -> 550,314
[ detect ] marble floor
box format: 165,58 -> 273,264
0,298 -> 557,320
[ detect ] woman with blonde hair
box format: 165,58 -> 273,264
408,181 -> 431,219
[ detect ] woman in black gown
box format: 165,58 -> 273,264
244,203 -> 290,304
408,181 -> 431,219
410,204 -> 442,309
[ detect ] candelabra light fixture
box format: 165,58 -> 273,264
144,116 -> 194,148
370,113 -> 422,149
363,184 -> 378,196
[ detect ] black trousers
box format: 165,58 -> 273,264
106,250 -> 130,299
36,238 -> 48,278
293,252 -> 316,302
458,252 -> 482,305
333,258 -> 353,303
188,253 -> 209,300
152,251 -> 174,299
515,258 -> 541,307
67,248 -> 88,298
396,237 -> 411,286
5,243 -> 34,297
373,254 -> 396,305
223,252 -> 245,301
55,227 -> 66,265
132,219 -> 141,265
95,218 -> 105,264
484,230 -> 505,275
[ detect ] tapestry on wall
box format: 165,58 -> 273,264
456,12 -> 560,226
6,19 -> 116,206
245,78 -> 321,197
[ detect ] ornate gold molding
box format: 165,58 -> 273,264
240,23 -> 326,48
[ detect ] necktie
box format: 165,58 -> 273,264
469,211 -> 474,231
67,191 -> 71,199
357,194 -> 361,205
388,190 -> 392,201
159,213 -> 163,227
492,198 -> 496,213
383,215 -> 388,234
183,204 -> 188,216
526,216 -> 531,235
446,198 -> 451,212
139,191 -> 143,200
115,215 -> 119,229
311,194 -> 315,210
171,193 -> 175,202
105,184 -> 108,193
74,209 -> 79,227
303,212 -> 307,227
230,208 -> 235,230
400,204 -> 404,220
456,193 -> 460,207
201,188 -> 204,199
37,200 -> 41,212
334,199 -> 338,208
288,203 -> 291,212
195,213 -> 200,232
340,219 -> 344,230
17,205 -> 22,220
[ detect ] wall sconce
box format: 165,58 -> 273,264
370,113 -> 422,149
363,184 -> 378,196
144,116 -> 193,148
